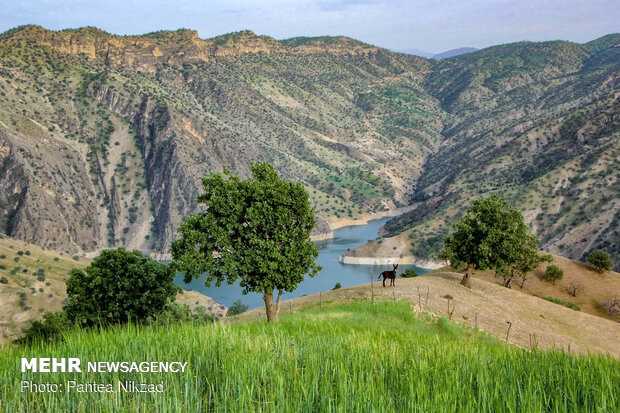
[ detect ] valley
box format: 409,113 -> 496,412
0,25 -> 618,269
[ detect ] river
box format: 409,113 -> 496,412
175,218 -> 432,310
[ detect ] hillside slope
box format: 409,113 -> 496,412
383,37 -> 620,268
0,236 -> 225,344
0,26 -> 440,256
241,271 -> 620,358
0,26 -> 618,267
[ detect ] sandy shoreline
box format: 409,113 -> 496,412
337,254 -> 443,269
322,204 -> 418,233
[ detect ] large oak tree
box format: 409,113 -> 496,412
171,162 -> 320,322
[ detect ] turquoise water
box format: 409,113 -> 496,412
175,218 -> 432,310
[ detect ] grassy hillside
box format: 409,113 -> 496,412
2,301 -> 618,412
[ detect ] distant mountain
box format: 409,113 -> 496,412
0,26 -> 618,268
432,47 -> 479,59
396,48 -> 435,58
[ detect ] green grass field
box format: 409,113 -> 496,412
2,301 -> 618,412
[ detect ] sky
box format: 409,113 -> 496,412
0,0 -> 618,53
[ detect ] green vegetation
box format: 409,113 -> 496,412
2,301 -> 618,411
540,296 -> 581,311
0,27 -> 617,266
400,268 -> 418,278
16,311 -> 72,345
172,163 -> 320,322
65,248 -> 179,326
545,265 -> 565,284
226,299 -> 249,317
587,249 -> 612,273
440,195 -> 540,288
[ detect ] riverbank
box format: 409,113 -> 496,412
310,204 -> 418,241
337,254 -> 443,269
324,204 -> 418,232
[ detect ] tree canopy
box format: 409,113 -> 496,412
587,249 -> 612,273
65,248 -> 179,326
440,194 -> 542,287
171,162 -> 320,322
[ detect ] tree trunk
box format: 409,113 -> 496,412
460,264 -> 474,288
519,277 -> 527,289
263,289 -> 283,322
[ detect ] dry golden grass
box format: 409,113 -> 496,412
473,254 -> 620,322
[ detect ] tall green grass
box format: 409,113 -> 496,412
2,301 -> 618,412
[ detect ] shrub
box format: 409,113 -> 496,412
16,311 -> 73,345
150,302 -> 217,325
0,276 -> 8,284
332,283 -> 342,290
545,265 -> 564,284
37,273 -> 45,282
18,292 -> 27,308
65,248 -> 179,326
0,264 -> 6,270
401,269 -> 418,278
541,296 -> 581,311
587,250 -> 612,273
227,299 -> 249,317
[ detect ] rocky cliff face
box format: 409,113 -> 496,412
0,26 -> 435,255
0,26 -> 618,268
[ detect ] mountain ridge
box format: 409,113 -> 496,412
0,26 -> 618,268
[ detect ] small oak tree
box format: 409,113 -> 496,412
171,163 -> 320,322
545,265 -> 564,284
65,248 -> 179,326
587,249 -> 612,274
441,194 -> 534,288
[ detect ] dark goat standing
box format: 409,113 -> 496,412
378,264 -> 398,287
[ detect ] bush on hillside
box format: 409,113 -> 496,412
227,299 -> 249,317
65,248 -> 180,327
544,265 -> 564,284
401,269 -> 418,278
540,296 -> 580,311
150,302 -> 217,325
587,249 -> 612,273
16,311 -> 73,345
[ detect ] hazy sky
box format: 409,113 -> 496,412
1,0 -> 618,52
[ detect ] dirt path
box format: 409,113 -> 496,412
240,273 -> 620,359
